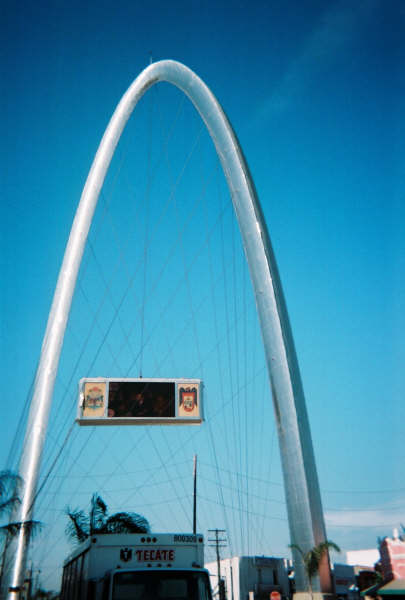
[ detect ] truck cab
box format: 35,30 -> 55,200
101,567 -> 212,599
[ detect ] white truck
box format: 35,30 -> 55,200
60,532 -> 213,600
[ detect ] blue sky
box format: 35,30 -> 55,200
1,0 -> 405,592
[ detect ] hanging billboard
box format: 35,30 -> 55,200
77,378 -> 202,425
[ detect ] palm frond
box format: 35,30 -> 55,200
289,543 -> 304,559
125,512 -> 150,533
90,493 -> 108,534
66,493 -> 150,545
313,540 -> 341,559
289,540 -> 340,586
0,495 -> 21,517
104,512 -> 150,534
0,519 -> 42,539
0,471 -> 21,502
23,519 -> 42,539
65,508 -> 89,544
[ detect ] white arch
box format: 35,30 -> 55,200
5,60 -> 331,597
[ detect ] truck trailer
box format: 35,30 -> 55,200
60,532 -> 213,600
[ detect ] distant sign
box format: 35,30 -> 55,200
77,378 -> 202,425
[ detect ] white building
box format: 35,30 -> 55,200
205,556 -> 290,600
346,550 -> 379,568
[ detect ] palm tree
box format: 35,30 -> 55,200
66,493 -> 150,544
289,540 -> 341,599
0,471 -> 42,584
0,470 -> 42,538
0,471 -> 21,525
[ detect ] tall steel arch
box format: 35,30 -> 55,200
5,60 -> 332,598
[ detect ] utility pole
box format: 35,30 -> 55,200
208,529 -> 227,600
27,563 -> 33,600
34,568 -> 41,598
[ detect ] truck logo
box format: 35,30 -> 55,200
135,549 -> 175,562
120,548 -> 132,562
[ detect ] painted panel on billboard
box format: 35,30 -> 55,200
178,384 -> 200,418
82,382 -> 106,418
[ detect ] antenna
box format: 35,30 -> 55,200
193,454 -> 197,534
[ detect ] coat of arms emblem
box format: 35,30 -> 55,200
179,386 -> 198,414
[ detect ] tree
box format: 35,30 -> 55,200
289,540 -> 341,599
0,471 -> 21,520
66,493 -> 150,544
0,470 -> 41,538
0,471 -> 42,585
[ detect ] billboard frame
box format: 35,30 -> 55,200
76,377 -> 203,425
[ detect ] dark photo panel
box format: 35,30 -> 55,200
108,381 -> 175,418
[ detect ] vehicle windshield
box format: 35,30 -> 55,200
112,570 -> 212,600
